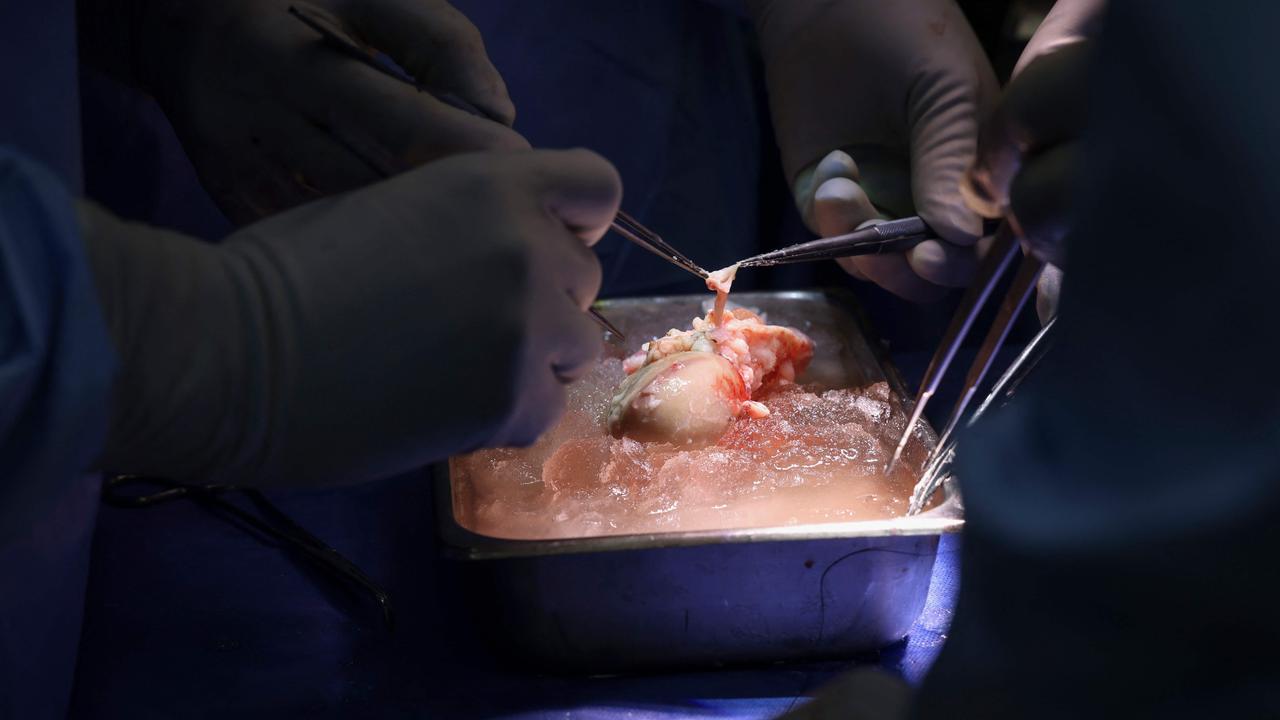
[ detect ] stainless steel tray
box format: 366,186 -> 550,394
434,289 -> 962,671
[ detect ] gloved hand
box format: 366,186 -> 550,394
82,149 -> 620,487
747,0 -> 1000,301
962,0 -> 1105,320
80,0 -> 527,224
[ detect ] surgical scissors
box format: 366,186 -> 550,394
103,475 -> 395,630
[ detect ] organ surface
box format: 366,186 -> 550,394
451,299 -> 935,541
610,308 -> 813,446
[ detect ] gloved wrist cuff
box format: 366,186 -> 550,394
79,204 -> 268,480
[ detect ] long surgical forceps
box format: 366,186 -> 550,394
103,475 -> 395,630
736,216 -> 1001,268
289,3 -> 708,339
885,223 -> 1046,475
907,314 -> 1058,513
610,210 -> 709,280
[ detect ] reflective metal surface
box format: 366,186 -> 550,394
434,290 -> 961,671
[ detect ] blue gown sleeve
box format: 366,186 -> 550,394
0,148 -> 116,719
915,2 -> 1280,717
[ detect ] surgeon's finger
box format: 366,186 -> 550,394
522,148 -> 623,246
842,253 -> 947,302
1008,143 -> 1078,266
842,219 -> 949,303
349,0 -> 516,126
298,40 -> 528,171
1012,0 -> 1106,76
813,150 -> 860,187
908,238 -> 980,287
493,368 -> 567,448
812,176 -> 880,281
964,42 -> 1091,219
546,296 -> 605,383
794,150 -> 862,231
265,114 -> 386,196
547,223 -> 604,311
812,177 -> 880,236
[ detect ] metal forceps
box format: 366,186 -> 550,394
103,475 -> 395,630
288,3 -> 493,118
885,222 -> 1046,481
610,210 -> 709,280
288,3 -> 648,340
907,314 -> 1058,513
736,216 -> 1001,268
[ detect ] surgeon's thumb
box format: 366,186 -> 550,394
524,148 -> 622,246
1013,0 -> 1106,77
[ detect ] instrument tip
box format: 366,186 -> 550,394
884,430 -> 911,476
884,456 -> 901,477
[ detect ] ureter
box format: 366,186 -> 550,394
706,264 -> 740,326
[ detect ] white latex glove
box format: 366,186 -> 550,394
747,0 -> 999,301
962,0 -> 1105,321
83,149 -> 621,487
80,0 -> 528,224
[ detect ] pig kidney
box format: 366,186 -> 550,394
608,352 -> 746,447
